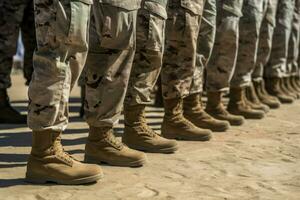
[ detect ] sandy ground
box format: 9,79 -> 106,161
0,74 -> 300,200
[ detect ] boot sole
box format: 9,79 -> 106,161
206,115 -> 244,126
124,144 -> 179,154
84,155 -> 147,167
25,173 -> 103,185
162,133 -> 212,141
227,110 -> 265,120
195,125 -> 229,132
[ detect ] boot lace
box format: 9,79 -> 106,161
134,123 -> 157,138
51,136 -> 75,165
103,129 -> 124,150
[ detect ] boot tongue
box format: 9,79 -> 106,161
52,135 -> 74,165
104,130 -> 124,150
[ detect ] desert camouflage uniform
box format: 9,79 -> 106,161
125,0 -> 168,106
230,0 -> 265,87
28,0 -> 92,131
161,0 -> 204,99
84,1 -> 140,127
287,0 -> 300,76
189,0 -> 217,94
0,0 -> 35,89
252,0 -> 278,80
206,0 -> 244,92
265,0 -> 295,78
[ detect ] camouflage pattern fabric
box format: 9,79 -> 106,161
206,0 -> 244,92
189,0 -> 217,94
230,0 -> 265,87
287,0 -> 300,76
265,0 -> 295,78
84,1 -> 140,128
28,0 -> 92,131
125,0 -> 167,106
0,0 -> 35,89
161,0 -> 203,99
252,0 -> 278,80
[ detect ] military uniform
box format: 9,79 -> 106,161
28,0 -> 93,131
125,0 -> 168,106
230,0 -> 265,87
288,0 -> 300,77
190,0 -> 217,94
265,0 -> 295,78
161,0 -> 204,99
0,0 -> 35,88
252,0 -> 278,81
0,0 -> 35,124
83,0 -> 140,128
206,0 -> 244,92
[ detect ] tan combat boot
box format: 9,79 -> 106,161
245,84 -> 270,113
161,98 -> 212,141
85,126 -> 147,167
252,79 -> 281,109
227,87 -> 265,119
123,104 -> 178,153
285,76 -> 300,98
183,93 -> 230,132
295,77 -> 300,88
291,76 -> 300,93
265,77 -> 294,104
26,130 -> 103,184
280,77 -> 297,99
0,89 -> 27,124
205,91 -> 245,126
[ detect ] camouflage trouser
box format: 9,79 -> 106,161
0,0 -> 35,89
161,0 -> 203,99
230,0 -> 265,87
189,0 -> 217,94
84,2 -> 138,128
252,0 -> 278,80
125,4 -> 167,106
265,0 -> 295,78
28,0 -> 92,131
287,0 -> 300,76
206,0 -> 244,92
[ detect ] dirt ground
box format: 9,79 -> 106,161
0,74 -> 300,200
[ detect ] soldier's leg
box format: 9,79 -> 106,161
252,0 -> 281,108
288,0 -> 300,93
160,0 -> 212,141
265,0 -> 296,101
184,0 -> 230,132
230,0 -> 269,115
84,2 -> 147,167
26,0 -> 102,185
0,1 -> 27,124
21,0 -> 35,86
205,0 -> 245,125
122,2 -> 178,153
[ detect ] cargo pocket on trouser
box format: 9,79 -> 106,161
92,3 -> 136,50
28,0 -> 92,130
66,0 -> 92,52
